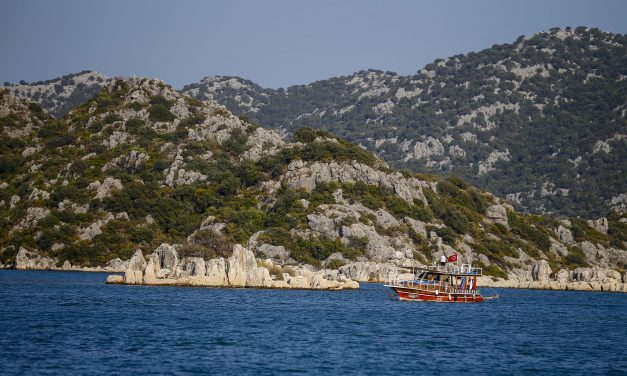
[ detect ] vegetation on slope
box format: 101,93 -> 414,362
0,83 -> 624,280
182,27 -> 627,218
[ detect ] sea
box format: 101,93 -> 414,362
0,270 -> 625,375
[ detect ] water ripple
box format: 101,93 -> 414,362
0,270 -> 625,375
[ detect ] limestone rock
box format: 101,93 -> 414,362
242,127 -> 285,161
227,244 -> 256,287
178,257 -> 206,278
106,275 -> 124,284
15,247 -> 56,270
108,242 -> 359,290
375,209 -> 399,229
10,207 -> 50,234
486,204 -> 509,228
587,217 -> 608,235
143,255 -> 158,284
549,239 -> 569,257
282,160 -> 430,205
556,225 -> 574,244
163,148 -> 207,187
339,262 -> 396,282
90,177 -> 123,200
123,250 -> 146,284
531,260 -> 552,281
28,188 -> 50,201
206,258 -> 229,286
257,244 -> 290,262
9,195 -> 20,209
404,217 -> 428,238
155,243 -> 179,277
247,266 -> 273,288
78,213 -> 114,241
106,258 -> 129,272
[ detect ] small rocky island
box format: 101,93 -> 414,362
106,243 -> 360,290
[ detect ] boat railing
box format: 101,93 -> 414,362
385,270 -> 451,293
385,266 -> 479,295
392,264 -> 482,276
448,264 -> 482,276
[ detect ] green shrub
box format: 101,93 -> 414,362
570,218 -> 607,245
477,262 -> 508,279
326,259 -> 346,270
125,117 -> 145,134
442,207 -> 469,234
148,103 -> 174,122
292,127 -> 336,143
508,212 -> 551,252
223,128 -> 249,155
607,215 -> 627,249
411,200 -> 433,222
178,242 -> 218,260
104,113 -> 122,124
564,246 -> 589,267
427,225 -> 457,245
188,228 -> 234,258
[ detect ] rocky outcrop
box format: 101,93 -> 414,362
8,248 -> 128,272
15,248 -> 57,270
10,207 -> 50,234
123,250 -> 146,284
78,213 -> 115,240
556,225 -> 574,244
89,177 -> 123,200
531,260 -> 552,281
335,259 -> 627,292
163,148 -> 208,187
480,266 -> 626,292
110,243 -> 359,290
587,217 -> 609,235
103,150 -> 149,172
282,159 -> 432,205
339,262 -> 398,282
243,127 -> 285,161
485,204 -> 509,228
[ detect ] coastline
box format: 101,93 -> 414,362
4,246 -> 625,293
4,264 -> 625,293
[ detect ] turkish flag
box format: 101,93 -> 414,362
447,254 -> 458,263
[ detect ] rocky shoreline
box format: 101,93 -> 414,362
4,247 -> 626,293
0,247 -> 128,273
105,244 -> 360,290
335,260 -> 627,293
477,264 -> 627,292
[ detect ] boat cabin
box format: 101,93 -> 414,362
398,264 -> 482,295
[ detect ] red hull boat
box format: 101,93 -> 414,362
385,263 -> 498,303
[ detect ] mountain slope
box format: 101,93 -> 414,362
182,27 -> 627,218
0,81 -> 625,291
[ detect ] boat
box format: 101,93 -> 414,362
384,262 -> 499,303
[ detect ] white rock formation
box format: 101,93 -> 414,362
281,160 -> 432,205
111,243 -> 359,290
89,177 -> 123,200
485,204 -> 509,228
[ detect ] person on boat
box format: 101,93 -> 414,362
439,254 -> 446,270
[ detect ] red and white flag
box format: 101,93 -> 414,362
447,254 -> 458,263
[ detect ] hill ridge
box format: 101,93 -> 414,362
0,78 -> 626,291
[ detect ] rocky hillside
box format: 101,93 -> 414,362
1,79 -> 626,291
182,27 -> 627,218
4,71 -> 111,118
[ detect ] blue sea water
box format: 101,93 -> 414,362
0,270 -> 625,375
